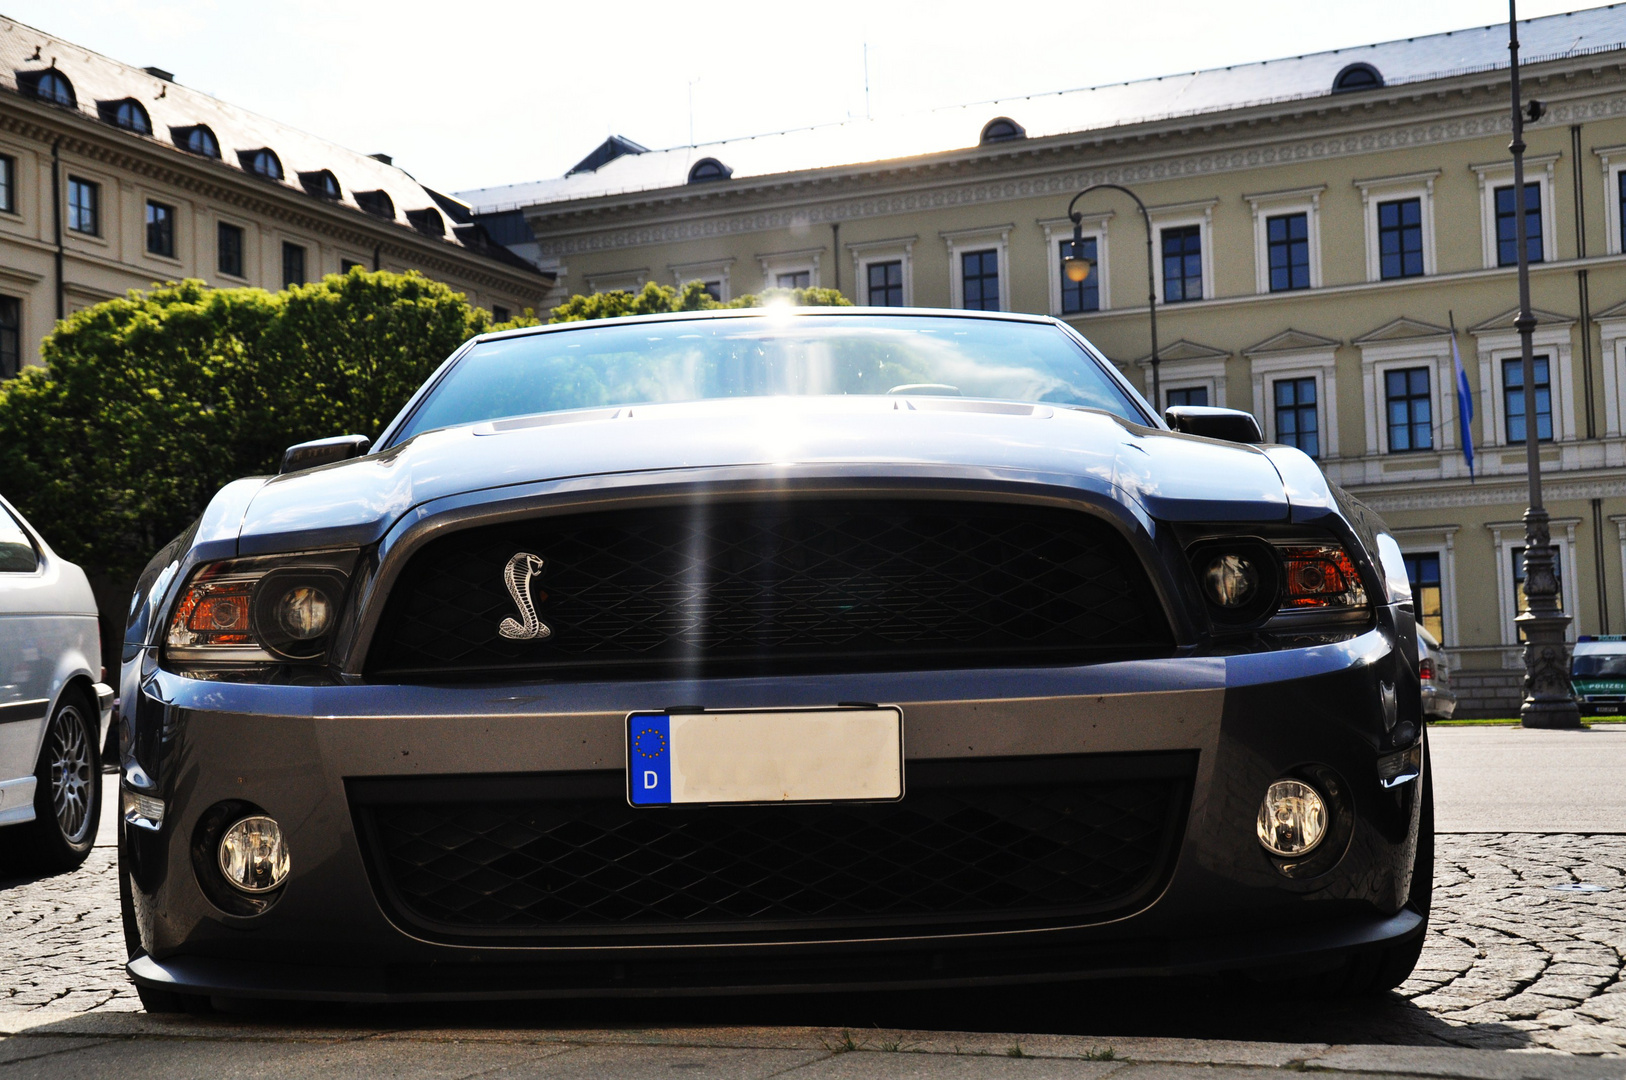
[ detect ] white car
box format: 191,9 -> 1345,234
1418,626 -> 1456,720
0,495 -> 112,871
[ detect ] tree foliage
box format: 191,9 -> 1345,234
548,280 -> 850,322
0,270 -> 494,589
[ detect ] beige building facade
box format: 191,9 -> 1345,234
0,17 -> 551,378
467,8 -> 1626,714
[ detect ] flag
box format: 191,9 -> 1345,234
1452,326 -> 1475,478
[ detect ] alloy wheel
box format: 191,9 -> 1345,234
49,705 -> 94,844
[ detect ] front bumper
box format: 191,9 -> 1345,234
121,627 -> 1425,1000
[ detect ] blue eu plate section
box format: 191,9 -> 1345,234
628,714 -> 673,805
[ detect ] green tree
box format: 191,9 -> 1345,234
549,280 -> 849,322
0,271 -> 491,612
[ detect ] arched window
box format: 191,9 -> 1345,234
298,169 -> 341,200
25,70 -> 77,108
240,148 -> 283,180
406,207 -> 445,237
354,189 -> 395,219
110,99 -> 151,134
687,158 -> 732,184
1332,63 -> 1383,94
980,117 -> 1026,144
174,125 -> 220,158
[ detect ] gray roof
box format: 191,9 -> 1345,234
0,14 -> 534,268
458,3 -> 1626,214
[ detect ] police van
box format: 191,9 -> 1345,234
1572,636 -> 1626,715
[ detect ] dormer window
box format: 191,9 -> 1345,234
687,158 -> 732,184
299,169 -> 341,200
1332,63 -> 1383,93
99,98 -> 152,134
354,189 -> 395,219
173,125 -> 220,158
405,207 -> 445,237
240,148 -> 283,181
20,70 -> 76,108
980,117 -> 1026,144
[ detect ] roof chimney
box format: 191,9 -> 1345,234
369,153 -> 393,166
143,66 -> 174,82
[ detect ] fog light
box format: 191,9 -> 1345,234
1256,779 -> 1327,856
218,815 -> 290,893
1203,553 -> 1259,608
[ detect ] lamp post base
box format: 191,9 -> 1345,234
1516,607 -> 1580,729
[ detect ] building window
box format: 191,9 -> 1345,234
107,99 -> 152,135
180,126 -> 220,159
241,148 -> 283,181
701,281 -> 723,302
1059,238 -> 1099,313
1513,546 -> 1563,618
1266,213 -> 1310,292
867,260 -> 904,307
33,71 -> 76,107
492,305 -> 510,323
1385,367 -> 1433,452
0,155 -> 14,214
1166,386 -> 1208,409
145,200 -> 174,257
1403,553 -> 1445,643
0,295 -> 18,380
1619,170 -> 1626,255
67,177 -> 99,235
1495,183 -> 1543,266
1503,355 -> 1553,443
1161,226 -> 1202,303
1378,198 -> 1424,279
340,258 -> 363,274
218,222 -> 245,277
1273,377 -> 1320,457
775,271 -> 810,290
960,250 -> 1000,310
281,241 -> 305,288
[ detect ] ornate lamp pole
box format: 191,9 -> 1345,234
1507,0 -> 1579,728
1063,184 -> 1162,409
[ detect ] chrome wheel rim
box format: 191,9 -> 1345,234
49,705 -> 93,843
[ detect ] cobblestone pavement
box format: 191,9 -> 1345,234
3,836 -> 1625,1058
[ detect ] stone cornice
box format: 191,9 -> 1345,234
1354,473 -> 1626,512
0,95 -> 548,294
526,62 -> 1626,260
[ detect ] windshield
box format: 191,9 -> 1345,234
391,314 -> 1147,443
1573,654 -> 1626,678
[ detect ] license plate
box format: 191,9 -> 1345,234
626,707 -> 903,806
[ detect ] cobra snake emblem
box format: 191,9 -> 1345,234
498,552 -> 551,641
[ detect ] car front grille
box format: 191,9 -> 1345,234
365,498 -> 1173,680
349,753 -> 1195,945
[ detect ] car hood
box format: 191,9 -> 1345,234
235,397 -> 1293,553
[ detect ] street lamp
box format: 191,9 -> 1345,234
1064,184 -> 1161,409
1507,0 -> 1579,728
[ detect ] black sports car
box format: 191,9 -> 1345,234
118,308 -> 1431,1009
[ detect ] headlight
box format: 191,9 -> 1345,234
1188,537 -> 1368,629
165,551 -> 356,667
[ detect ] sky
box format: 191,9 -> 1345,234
6,0 -> 1603,195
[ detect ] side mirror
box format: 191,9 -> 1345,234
1163,406 -> 1264,444
280,434 -> 371,474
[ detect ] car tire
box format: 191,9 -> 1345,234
1,690 -> 100,873
1332,734 -> 1434,996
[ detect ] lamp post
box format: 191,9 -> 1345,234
1507,0 -> 1579,728
1063,184 -> 1161,409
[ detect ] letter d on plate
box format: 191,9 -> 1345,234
628,714 -> 672,805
